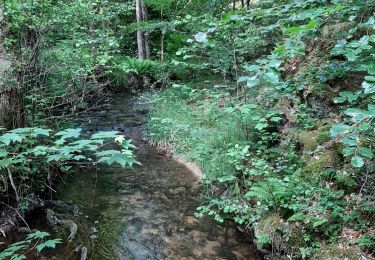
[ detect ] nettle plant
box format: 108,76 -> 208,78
0,231 -> 61,260
330,16 -> 374,168
0,127 -> 139,202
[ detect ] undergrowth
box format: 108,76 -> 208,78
148,0 -> 375,258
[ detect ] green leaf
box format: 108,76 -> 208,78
244,64 -> 261,72
32,128 -> 50,136
90,131 -> 120,139
255,123 -> 268,130
362,81 -> 375,94
0,133 -> 24,145
0,150 -> 9,158
264,72 -> 279,84
351,156 -> 364,168
333,97 -> 346,103
27,231 -> 49,239
55,129 -> 82,144
304,20 -> 319,30
98,153 -> 137,167
313,218 -> 328,228
238,76 -> 250,82
342,147 -> 355,157
330,124 -> 350,137
288,213 -> 311,222
35,239 -> 62,252
359,147 -> 374,158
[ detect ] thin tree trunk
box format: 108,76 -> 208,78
160,32 -> 164,63
241,0 -> 245,7
160,11 -> 164,63
0,4 -> 23,129
141,1 -> 150,59
136,0 -> 145,60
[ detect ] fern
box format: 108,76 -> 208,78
0,158 -> 13,170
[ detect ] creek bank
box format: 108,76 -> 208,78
50,93 -> 262,259
155,142 -> 203,181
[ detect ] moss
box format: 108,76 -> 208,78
299,127 -> 334,152
321,22 -> 355,39
299,131 -> 319,151
316,131 -> 331,145
288,224 -> 307,249
303,149 -> 341,179
317,244 -> 359,260
254,213 -> 289,253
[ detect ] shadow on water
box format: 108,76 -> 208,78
54,93 -> 262,260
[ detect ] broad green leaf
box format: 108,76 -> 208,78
32,128 -> 50,136
264,72 -> 279,84
10,128 -> 32,134
55,129 -> 82,144
244,64 -> 261,72
362,81 -> 375,94
91,131 -> 120,139
255,123 -> 268,130
330,124 -> 350,137
27,231 -> 49,239
0,133 -> 24,145
334,97 -> 346,103
0,150 -> 8,158
35,239 -> 62,252
351,156 -> 364,168
246,76 -> 258,88
359,147 -> 374,158
342,147 -> 355,157
313,218 -> 328,228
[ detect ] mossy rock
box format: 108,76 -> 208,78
303,149 -> 341,179
299,131 -> 319,151
254,213 -> 289,253
287,224 -> 307,249
299,127 -> 335,152
316,130 -> 331,144
317,244 -> 359,260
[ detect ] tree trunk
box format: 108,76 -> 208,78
136,0 -> 145,60
0,4 -> 23,129
160,32 -> 164,63
141,1 -> 150,59
136,0 -> 150,60
160,11 -> 164,63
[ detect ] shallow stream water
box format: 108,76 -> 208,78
54,93 -> 261,260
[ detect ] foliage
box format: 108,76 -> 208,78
3,0 -> 375,258
147,0 -> 375,258
0,231 -> 61,260
0,127 -> 138,203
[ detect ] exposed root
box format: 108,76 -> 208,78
46,209 -> 78,242
80,246 -> 88,260
74,245 -> 88,260
44,200 -> 79,215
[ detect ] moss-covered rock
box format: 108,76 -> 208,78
299,128 -> 332,152
254,213 -> 289,254
317,244 -> 359,260
303,149 -> 341,179
316,130 -> 331,145
299,131 -> 319,151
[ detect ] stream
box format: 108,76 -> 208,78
52,93 -> 261,260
